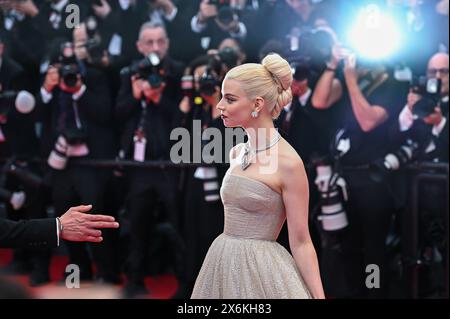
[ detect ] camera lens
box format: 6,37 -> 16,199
60,65 -> 79,88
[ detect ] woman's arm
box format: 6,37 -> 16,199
281,157 -> 325,299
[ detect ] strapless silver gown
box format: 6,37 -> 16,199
191,167 -> 312,299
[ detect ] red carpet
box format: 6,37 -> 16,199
0,248 -> 178,299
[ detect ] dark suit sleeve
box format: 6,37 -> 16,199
436,117 -> 449,162
33,87 -> 54,122
0,218 -> 57,248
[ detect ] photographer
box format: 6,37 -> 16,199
312,48 -> 408,297
397,53 -> 448,162
115,21 -> 186,298
36,32 -> 118,284
73,17 -> 110,70
395,53 -> 448,297
191,0 -> 248,51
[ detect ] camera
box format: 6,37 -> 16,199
181,74 -> 204,108
369,139 -> 419,183
315,164 -> 349,232
59,64 -> 80,88
83,38 -> 104,65
63,127 -> 88,145
217,46 -> 239,69
199,47 -> 238,96
56,42 -> 80,88
199,66 -> 220,97
0,90 -> 35,116
286,27 -> 335,75
47,128 -> 89,170
181,74 -> 195,99
130,53 -> 165,88
410,76 -> 442,119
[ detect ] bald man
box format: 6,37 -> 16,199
394,53 -> 449,297
427,53 -> 449,98
398,52 -> 449,162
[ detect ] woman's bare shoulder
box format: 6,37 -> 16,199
278,140 -> 307,181
279,140 -> 304,168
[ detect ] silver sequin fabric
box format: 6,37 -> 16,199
191,170 -> 312,299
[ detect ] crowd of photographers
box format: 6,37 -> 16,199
0,0 -> 448,299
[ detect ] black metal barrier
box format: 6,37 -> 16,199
405,162 -> 449,299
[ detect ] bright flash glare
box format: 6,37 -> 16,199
347,4 -> 402,60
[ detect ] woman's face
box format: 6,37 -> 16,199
216,79 -> 254,128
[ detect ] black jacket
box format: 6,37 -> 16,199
275,93 -> 336,165
0,57 -> 24,91
116,56 -> 185,161
35,64 -> 116,160
0,57 -> 26,158
0,218 -> 57,248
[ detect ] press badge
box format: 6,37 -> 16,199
133,135 -> 147,162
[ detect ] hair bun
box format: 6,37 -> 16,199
262,53 -> 293,92
272,88 -> 292,119
262,53 -> 293,118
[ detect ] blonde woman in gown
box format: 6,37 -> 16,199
191,54 -> 325,299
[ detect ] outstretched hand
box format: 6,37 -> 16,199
59,205 -> 119,243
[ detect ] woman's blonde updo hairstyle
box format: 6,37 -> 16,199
224,53 -> 293,119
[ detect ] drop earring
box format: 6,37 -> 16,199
251,111 -> 259,118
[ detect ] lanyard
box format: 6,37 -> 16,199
135,99 -> 149,139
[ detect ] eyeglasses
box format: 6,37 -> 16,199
427,68 -> 449,77
140,38 -> 167,47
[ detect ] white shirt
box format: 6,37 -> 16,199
40,85 -> 87,104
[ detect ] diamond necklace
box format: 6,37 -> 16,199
241,131 -> 281,171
